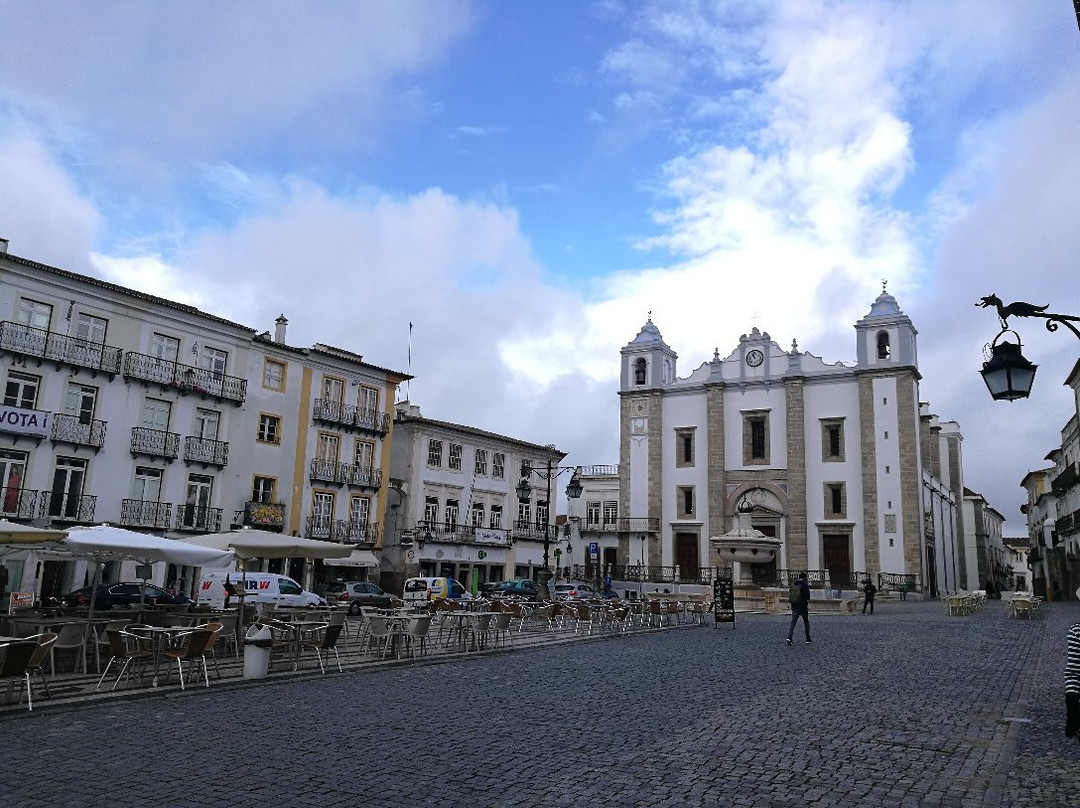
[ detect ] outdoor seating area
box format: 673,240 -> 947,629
1002,592 -> 1042,619
0,595 -> 708,713
944,590 -> 987,616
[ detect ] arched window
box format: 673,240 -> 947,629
663,359 -> 672,383
876,331 -> 891,360
634,357 -> 647,385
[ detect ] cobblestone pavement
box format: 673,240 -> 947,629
2,600 -> 1078,808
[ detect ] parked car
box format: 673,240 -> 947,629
489,579 -> 541,600
402,576 -> 474,606
554,583 -> 599,601
326,580 -> 401,614
62,582 -> 194,610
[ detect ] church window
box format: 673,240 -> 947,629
876,331 -> 891,360
677,486 -> 695,518
824,483 -> 847,518
742,411 -> 770,465
634,358 -> 647,385
676,428 -> 695,467
821,420 -> 844,462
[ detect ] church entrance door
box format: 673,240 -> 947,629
674,533 -> 699,582
822,534 -> 851,590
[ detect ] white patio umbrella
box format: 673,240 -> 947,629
184,529 -> 353,609
0,520 -> 68,544
63,524 -> 235,615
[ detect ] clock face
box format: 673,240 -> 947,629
746,349 -> 764,367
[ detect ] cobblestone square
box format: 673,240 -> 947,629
1,601 -> 1077,808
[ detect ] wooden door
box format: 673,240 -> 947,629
823,534 -> 851,589
675,533 -> 700,581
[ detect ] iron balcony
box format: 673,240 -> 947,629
184,436 -> 229,467
0,321 -> 123,376
38,492 -> 97,523
122,351 -> 247,405
50,413 -> 107,449
120,499 -> 172,529
130,426 -> 180,460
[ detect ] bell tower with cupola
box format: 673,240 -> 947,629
619,315 -> 677,391
854,282 -> 918,371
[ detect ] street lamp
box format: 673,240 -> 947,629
516,461 -> 583,600
977,294 -> 1080,401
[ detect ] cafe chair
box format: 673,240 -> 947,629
24,632 -> 57,700
302,623 -> 343,674
404,615 -> 431,657
50,622 -> 89,676
96,629 -> 152,691
93,619 -> 133,673
0,640 -> 41,711
162,628 -> 219,690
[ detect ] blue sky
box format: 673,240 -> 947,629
2,0 -> 1080,531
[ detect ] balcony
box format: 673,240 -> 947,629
38,492 -> 97,523
174,505 -> 224,533
51,413 -> 107,450
0,321 -> 123,376
236,501 -> 286,531
414,521 -> 512,547
130,426 -> 180,461
308,458 -> 381,488
122,351 -> 247,405
120,499 -> 172,529
512,520 -> 549,541
1,487 -> 38,520
184,436 -> 229,467
304,516 -> 344,541
313,399 -> 391,435
1052,462 -> 1080,494
581,517 -> 660,534
339,521 -> 380,546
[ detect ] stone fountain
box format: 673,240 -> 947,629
710,498 -> 782,609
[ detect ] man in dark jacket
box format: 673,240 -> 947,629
862,578 -> 877,615
787,572 -> 812,646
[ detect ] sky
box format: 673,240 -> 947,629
1,0 -> 1078,537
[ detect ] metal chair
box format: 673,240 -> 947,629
162,628 -> 219,689
301,623 -> 343,673
0,640 -> 40,711
50,622 -> 89,675
96,629 -> 153,691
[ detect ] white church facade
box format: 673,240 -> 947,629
613,288 -> 958,594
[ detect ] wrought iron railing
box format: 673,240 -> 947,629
580,517 -> 660,533
184,436 -> 229,466
50,413 -> 107,448
878,572 -> 920,592
338,521 -> 380,545
120,499 -> 172,529
38,492 -> 96,522
305,516 -> 345,541
175,505 -> 223,533
130,426 -> 180,459
1,487 -> 38,519
0,321 -> 123,375
512,520 -> 549,541
307,459 -> 380,488
414,520 -> 512,547
313,399 -> 391,434
578,464 -> 619,476
122,351 -> 247,404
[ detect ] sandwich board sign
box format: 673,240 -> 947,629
712,578 -> 735,627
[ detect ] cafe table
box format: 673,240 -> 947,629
127,625 -> 188,686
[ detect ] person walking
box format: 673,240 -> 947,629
786,572 -> 812,645
862,578 -> 877,615
1067,595 -> 1080,742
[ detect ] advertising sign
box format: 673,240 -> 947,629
712,578 -> 735,627
0,406 -> 50,438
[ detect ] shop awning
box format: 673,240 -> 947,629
322,548 -> 379,568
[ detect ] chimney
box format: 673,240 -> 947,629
0,237 -> 8,254
274,314 -> 288,343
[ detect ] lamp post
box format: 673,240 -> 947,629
977,294 -> 1080,400
516,461 -> 583,600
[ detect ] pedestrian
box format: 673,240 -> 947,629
898,579 -> 908,600
1066,592 -> 1080,743
786,572 -> 812,645
862,578 -> 877,615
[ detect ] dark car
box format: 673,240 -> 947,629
62,582 -> 194,610
489,579 -> 541,600
326,580 -> 400,614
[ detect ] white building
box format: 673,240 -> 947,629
382,401 -> 566,595
0,238 -> 407,604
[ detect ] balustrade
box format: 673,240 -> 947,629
51,413 -> 107,448
123,351 -> 246,404
1,487 -> 38,519
0,321 -> 123,375
38,493 -> 96,523
130,426 -> 180,460
120,499 -> 172,529
175,505 -> 223,532
184,436 -> 229,466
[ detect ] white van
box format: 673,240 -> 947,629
402,576 -> 472,606
198,571 -> 326,609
